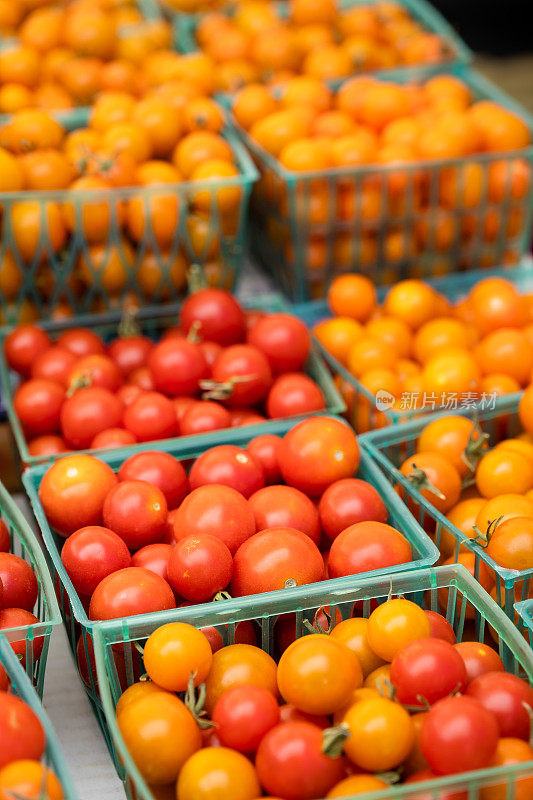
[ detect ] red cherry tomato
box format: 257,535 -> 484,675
424,610 -> 456,644
280,416 -> 360,496
454,642 -> 504,682
212,684 -> 280,753
466,672 -> 533,740
13,379 -> 64,437
266,373 -> 325,419
131,543 -> 175,584
229,409 -> 266,427
199,341 -> 223,370
189,445 -> 264,498
31,346 -> 78,386
318,478 -> 388,541
91,428 -> 137,449
60,526 -> 131,597
167,534 -> 233,602
103,480 -> 168,550
231,527 -> 323,596
27,434 -> 68,457
245,434 -> 282,484
117,384 -> 145,407
148,339 -> 207,396
0,608 -> 44,663
118,451 -> 188,509
181,288 -> 246,346
248,313 -> 311,374
89,567 -> 175,620
4,325 -> 51,376
391,638 -> 467,707
108,335 -> 153,377
60,387 -> 123,449
0,553 -> 38,611
0,520 -> 9,552
0,663 -> 8,691
179,401 -> 231,436
209,345 -> 272,408
244,309 -> 266,332
405,770 -> 468,800
0,692 -> 45,769
123,392 -> 178,442
200,619 -> 257,653
248,485 -> 321,545
173,397 -> 199,426
256,721 -> 346,800
173,484 -> 255,554
328,521 -> 412,578
128,366 -> 154,391
68,354 -> 123,392
56,328 -> 105,358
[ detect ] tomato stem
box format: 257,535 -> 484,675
184,672 -> 215,730
66,371 -> 93,397
187,320 -> 203,344
406,464 -> 446,500
461,419 -> 489,474
187,263 -> 208,294
375,771 -> 401,785
133,641 -> 145,656
200,374 -> 256,401
118,307 -> 141,338
322,723 -> 351,758
213,591 -> 232,601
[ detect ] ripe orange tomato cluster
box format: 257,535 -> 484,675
313,273 -> 533,432
5,290 -> 331,456
194,0 -> 455,94
113,597 -> 533,800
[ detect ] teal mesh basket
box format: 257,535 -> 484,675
22,422 -> 438,731
0,126 -> 258,326
0,293 -> 345,469
295,263 -> 532,431
230,66 -> 533,301
361,396 -> 533,622
0,635 -> 78,799
0,480 -> 60,696
93,564 -> 533,800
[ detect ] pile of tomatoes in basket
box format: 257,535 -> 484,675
113,596 -> 533,800
5,288 -> 331,456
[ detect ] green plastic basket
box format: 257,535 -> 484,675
0,480 -> 60,696
0,293 -> 345,469
0,126 -> 258,326
232,66 -> 533,301
361,396 -> 533,622
93,564 -> 533,800
295,263 -> 532,430
0,635 -> 78,799
22,421 -> 438,727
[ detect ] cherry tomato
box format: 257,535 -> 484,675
108,335 -> 153,377
326,775 -> 389,798
204,643 -> 278,715
143,621 -> 213,691
56,328 -> 105,358
148,339 -> 207,396
116,384 -> 145,407
399,452 -> 462,514
179,401 -> 231,436
200,341 -> 223,370
0,665 -> 8,692
245,434 -> 282,484
0,759 -> 64,800
402,711 -> 430,777
248,313 -> 311,373
173,484 -> 255,555
68,354 -> 123,394
319,478 -> 388,541
280,417 -> 360,496
118,451 -> 188,509
328,521 -> 412,578
27,435 -> 68,457
481,738 -> 533,800
198,620 -> 257,654
60,525 -> 131,597
330,617 -> 386,678
390,637 -> 467,707
103,480 -> 168,549
167,534 -> 233,602
248,485 -> 321,544
91,427 -> 137,449
229,409 -> 266,426
189,445 -> 264,498
131,543 -> 175,585
4,325 -> 51,376
486,516 -> 533,570
31,345 -> 78,387
404,770 -> 468,799
14,379 -> 64,437
180,288 -> 246,346
256,722 -> 346,800
0,693 -> 45,769
38,454 -> 118,536
454,642 -> 504,682
367,598 -> 431,662
89,567 -> 175,620
60,387 -> 123,449
0,553 -> 38,611
0,521 -> 9,552
466,672 -> 533,740
420,695 -> 499,775
123,392 -> 178,442
424,610 -> 456,644
212,684 -> 280,753
173,396 -> 198,425
128,366 -> 155,391
209,345 -> 272,408
342,697 -> 415,772
177,747 -> 260,800
231,527 -> 323,596
115,681 -> 166,718
0,608 -> 43,664
266,373 -> 325,418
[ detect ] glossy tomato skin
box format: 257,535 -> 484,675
0,608 -> 43,663
328,521 -> 412,578
318,478 -> 388,541
231,527 -> 324,596
212,685 -> 280,753
0,693 -> 45,769
60,387 -> 123,449
68,354 -> 123,393
172,484 -> 256,554
167,534 -> 233,602
103,480 -> 168,550
14,379 -> 64,437
0,520 -> 9,552
177,747 -> 260,800
31,345 -> 78,386
266,373 -> 325,418
89,567 -> 175,620
248,485 -> 321,545
280,417 -> 360,496
56,328 -> 105,358
91,428 -> 137,449
189,445 -> 265,498
248,313 -> 311,373
466,672 -> 533,740
123,392 -> 178,442
131,543 -> 175,585
180,288 -> 246,346
118,451 -> 188,509
60,526 -> 131,597
108,335 -> 153,377
179,401 -> 231,436
390,638 -> 467,707
0,553 -> 38,611
424,610 -> 456,644
245,434 -> 282,484
148,339 -> 207,396
4,325 -> 51,376
27,434 -> 68,457
255,721 -> 346,800
210,345 -> 273,408
454,642 -> 504,682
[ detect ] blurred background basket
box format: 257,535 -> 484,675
93,563 -> 533,800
